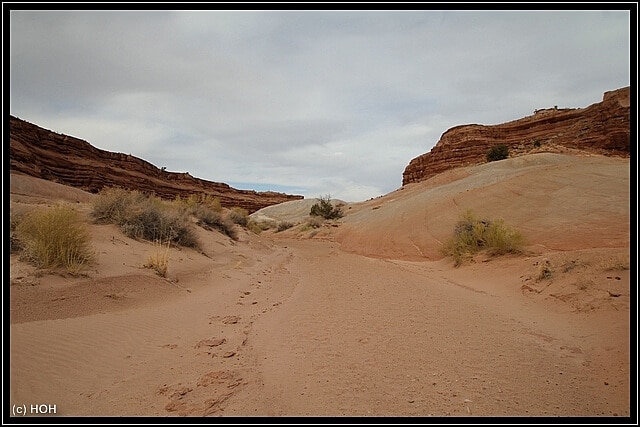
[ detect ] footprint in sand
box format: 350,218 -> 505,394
221,315 -> 240,325
161,344 -> 178,349
161,370 -> 245,415
194,338 -> 226,349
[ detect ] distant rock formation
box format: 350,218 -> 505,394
403,87 -> 630,185
9,115 -> 303,213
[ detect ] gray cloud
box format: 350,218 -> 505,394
9,9 -> 630,201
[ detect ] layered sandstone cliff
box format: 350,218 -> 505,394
403,87 -> 630,185
9,115 -> 303,212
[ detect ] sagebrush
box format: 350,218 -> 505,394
91,187 -> 200,247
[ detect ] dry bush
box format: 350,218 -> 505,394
144,241 -> 170,277
307,216 -> 324,229
441,209 -> 526,267
194,205 -> 237,240
91,187 -> 200,248
91,187 -> 147,225
276,221 -> 295,232
246,219 -> 263,235
227,207 -> 249,227
15,205 -> 94,274
173,193 -> 222,214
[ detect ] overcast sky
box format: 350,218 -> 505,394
9,8 -> 631,202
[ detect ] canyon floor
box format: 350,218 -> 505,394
8,153 -> 632,420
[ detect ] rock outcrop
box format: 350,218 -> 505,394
9,115 -> 303,212
403,87 -> 630,185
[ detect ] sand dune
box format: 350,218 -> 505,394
8,153 -> 631,418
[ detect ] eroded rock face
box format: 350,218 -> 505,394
403,87 -> 630,185
9,116 -> 303,212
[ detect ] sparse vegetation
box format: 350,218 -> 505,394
533,139 -> 542,148
441,209 -> 526,267
194,206 -> 237,240
246,219 -> 264,235
276,221 -> 295,232
307,216 -> 324,229
247,220 -> 278,234
91,187 -> 201,247
173,193 -> 222,213
227,207 -> 249,227
310,195 -> 343,220
486,144 -> 509,162
144,240 -> 170,277
15,204 -> 94,274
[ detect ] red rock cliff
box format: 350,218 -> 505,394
403,87 -> 630,185
9,115 -> 303,213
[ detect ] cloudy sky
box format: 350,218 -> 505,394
9,8 -> 631,202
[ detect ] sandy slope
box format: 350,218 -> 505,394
8,153 -> 632,419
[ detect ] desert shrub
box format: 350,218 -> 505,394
15,205 -> 94,274
253,219 -> 277,232
533,139 -> 542,148
194,205 -> 237,240
227,207 -> 249,227
441,209 -> 526,267
144,241 -> 170,277
246,219 -> 263,235
307,216 -> 324,229
91,187 -> 147,225
92,187 -> 200,248
120,201 -> 197,247
486,144 -> 509,162
173,193 -> 222,214
310,195 -> 343,220
276,221 -> 295,232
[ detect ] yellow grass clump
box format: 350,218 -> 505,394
144,241 -> 170,277
15,204 -> 94,274
441,209 -> 526,267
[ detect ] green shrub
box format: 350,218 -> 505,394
310,195 -> 343,220
15,205 -> 94,273
441,209 -> 526,267
533,139 -> 542,148
486,144 -> 509,162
